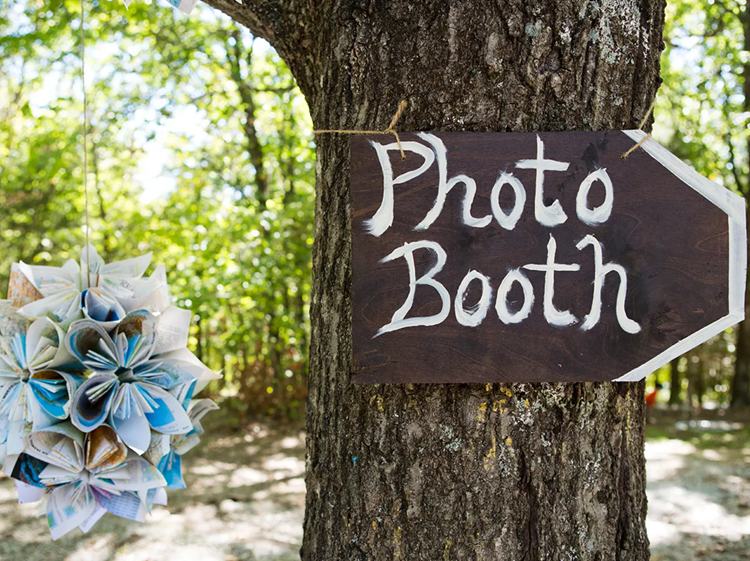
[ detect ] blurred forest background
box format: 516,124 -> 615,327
0,0 -> 749,419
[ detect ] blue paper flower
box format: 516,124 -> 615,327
67,310 -> 198,454
0,317 -> 82,462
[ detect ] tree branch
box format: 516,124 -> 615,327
200,0 -> 282,42
200,0 -> 317,98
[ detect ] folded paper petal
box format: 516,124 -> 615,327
0,382 -> 30,456
85,425 -> 128,470
153,307 -> 191,354
89,247 -> 153,309
2,317 -> 77,376
0,302 -> 27,347
116,310 -> 157,364
28,370 -> 82,428
172,399 -> 218,456
25,318 -> 64,371
150,486 -> 168,507
47,483 -> 98,540
136,384 -> 192,435
188,399 -> 219,434
66,320 -> 118,373
136,359 -> 195,392
16,260 -> 79,297
167,0 -> 197,14
155,348 -> 220,392
25,423 -> 84,473
10,453 -> 47,488
14,479 -> 45,504
99,248 -> 152,279
91,454 -> 166,493
82,288 -> 126,328
78,504 -> 107,534
111,398 -> 151,455
7,264 -> 43,308
70,374 -> 119,432
4,413 -> 26,456
122,265 -> 171,313
171,378 -> 197,410
144,432 -> 170,466
172,433 -> 201,456
18,289 -> 81,326
96,490 -> 146,522
80,244 -> 105,279
38,462 -> 81,486
157,450 -> 185,489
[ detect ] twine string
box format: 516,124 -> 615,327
314,100 -> 409,159
621,98 -> 656,159
316,98 -> 653,161
80,0 -> 92,287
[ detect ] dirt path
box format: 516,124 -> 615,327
646,420 -> 750,561
0,420 -> 745,560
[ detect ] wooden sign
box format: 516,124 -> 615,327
350,131 -> 746,383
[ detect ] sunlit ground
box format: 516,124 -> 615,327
647,418 -> 750,561
0,416 -> 746,561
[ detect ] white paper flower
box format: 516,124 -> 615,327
16,245 -> 169,326
0,316 -> 81,467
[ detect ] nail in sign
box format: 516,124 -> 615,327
350,131 -> 747,383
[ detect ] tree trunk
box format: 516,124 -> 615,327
203,1 -> 665,559
668,358 -> 682,406
686,354 -> 703,410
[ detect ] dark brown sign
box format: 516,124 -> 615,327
350,131 -> 746,383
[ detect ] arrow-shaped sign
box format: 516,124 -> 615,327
350,130 -> 747,383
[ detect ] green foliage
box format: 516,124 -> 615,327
656,0 -> 747,195
0,0 -> 314,418
650,0 -> 748,406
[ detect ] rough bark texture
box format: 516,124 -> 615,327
202,1 -> 665,559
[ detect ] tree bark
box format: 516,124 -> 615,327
202,1 -> 665,559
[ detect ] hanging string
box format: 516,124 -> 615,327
79,0 -> 92,287
621,98 -> 656,159
314,100 -> 409,159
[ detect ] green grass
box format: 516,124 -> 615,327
646,420 -> 750,451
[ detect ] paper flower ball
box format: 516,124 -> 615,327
0,246 -> 219,539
